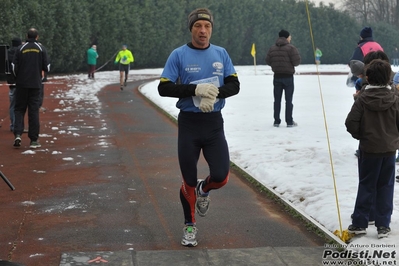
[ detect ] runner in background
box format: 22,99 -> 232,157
114,44 -> 134,90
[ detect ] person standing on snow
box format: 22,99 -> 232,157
157,7 -> 240,247
114,44 -> 134,90
347,27 -> 383,86
345,59 -> 398,239
266,29 -> 301,128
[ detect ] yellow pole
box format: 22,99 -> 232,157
251,43 -> 256,75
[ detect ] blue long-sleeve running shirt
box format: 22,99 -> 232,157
160,44 -> 236,112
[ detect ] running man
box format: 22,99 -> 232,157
114,44 -> 134,90
158,7 -> 240,247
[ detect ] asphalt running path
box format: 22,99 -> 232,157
0,77 -> 325,266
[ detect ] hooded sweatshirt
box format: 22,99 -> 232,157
345,85 -> 399,155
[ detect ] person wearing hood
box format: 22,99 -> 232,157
6,37 -> 22,132
345,59 -> 398,239
265,29 -> 301,128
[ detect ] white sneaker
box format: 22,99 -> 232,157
181,225 -> 197,247
195,180 -> 210,217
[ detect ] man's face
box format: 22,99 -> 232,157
191,20 -> 212,48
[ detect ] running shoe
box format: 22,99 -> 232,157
195,179 -> 210,217
13,135 -> 21,147
29,141 -> 41,149
181,225 -> 197,247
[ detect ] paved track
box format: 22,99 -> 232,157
0,78 -> 329,266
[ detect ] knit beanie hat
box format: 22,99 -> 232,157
393,72 -> 399,86
11,37 -> 22,47
188,8 -> 213,31
360,27 -> 372,39
350,60 -> 365,76
279,30 -> 290,39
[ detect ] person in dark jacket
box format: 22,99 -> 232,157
12,28 -> 50,149
349,27 -> 383,63
345,59 -> 398,239
6,37 -> 22,132
347,27 -> 383,87
265,29 -> 301,127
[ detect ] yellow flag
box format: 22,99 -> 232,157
251,43 -> 256,57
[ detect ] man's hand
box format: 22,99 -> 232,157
199,97 -> 216,113
195,83 -> 219,98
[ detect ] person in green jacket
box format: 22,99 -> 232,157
114,44 -> 134,90
87,45 -> 99,79
315,47 -> 322,65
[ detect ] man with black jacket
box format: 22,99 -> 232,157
6,37 -> 22,132
266,29 -> 301,128
12,28 -> 50,148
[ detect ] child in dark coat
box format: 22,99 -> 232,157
345,59 -> 399,239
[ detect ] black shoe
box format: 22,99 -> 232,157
377,226 -> 390,238
273,124 -> 279,127
13,135 -> 21,147
347,224 -> 366,235
120,85 -> 124,91
287,122 -> 298,128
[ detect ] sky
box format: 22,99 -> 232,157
311,0 -> 343,8
35,64 -> 399,264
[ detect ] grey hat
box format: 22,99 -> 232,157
350,60 -> 364,76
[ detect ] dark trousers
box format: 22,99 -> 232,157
88,64 -> 96,78
273,76 -> 294,125
177,111 -> 230,224
39,83 -> 44,108
352,150 -> 395,228
9,85 -> 16,130
13,87 -> 41,141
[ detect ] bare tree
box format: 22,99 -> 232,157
342,0 -> 396,25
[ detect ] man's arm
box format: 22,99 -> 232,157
42,46 -> 50,73
129,51 -> 134,63
218,74 -> 240,98
114,52 -> 120,63
158,78 -> 197,98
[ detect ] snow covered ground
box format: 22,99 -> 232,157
45,64 -> 399,263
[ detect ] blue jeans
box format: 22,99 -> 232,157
273,76 -> 294,125
9,85 -> 16,131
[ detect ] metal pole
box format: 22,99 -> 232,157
0,171 -> 15,191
